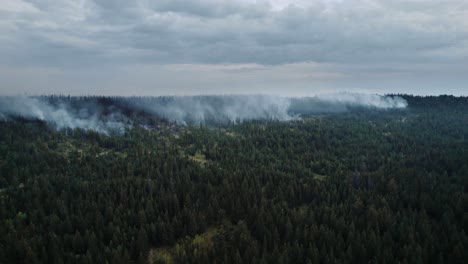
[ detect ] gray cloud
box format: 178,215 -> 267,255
0,0 -> 467,95
2,0 -> 467,65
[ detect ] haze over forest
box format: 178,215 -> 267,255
0,94 -> 408,133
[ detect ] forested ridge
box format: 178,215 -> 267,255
0,95 -> 467,263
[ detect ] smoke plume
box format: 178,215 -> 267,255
0,96 -> 129,134
0,94 -> 407,133
129,95 -> 294,125
129,94 -> 407,124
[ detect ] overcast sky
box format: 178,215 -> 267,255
1,0 -> 467,96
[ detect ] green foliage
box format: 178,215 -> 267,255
0,95 -> 467,263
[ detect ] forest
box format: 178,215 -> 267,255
0,95 -> 467,263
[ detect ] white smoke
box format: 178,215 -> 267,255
132,94 -> 407,124
316,93 -> 408,109
0,96 -> 128,134
289,93 -> 408,115
132,95 -> 295,125
0,94 -> 407,133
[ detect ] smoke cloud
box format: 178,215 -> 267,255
129,95 -> 294,125
131,94 -> 407,124
0,96 -> 129,134
289,93 -> 408,115
0,94 -> 407,133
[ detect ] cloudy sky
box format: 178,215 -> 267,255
1,0 -> 467,96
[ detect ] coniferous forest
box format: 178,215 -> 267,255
0,95 -> 467,263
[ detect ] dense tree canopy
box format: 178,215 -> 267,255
0,95 -> 467,263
